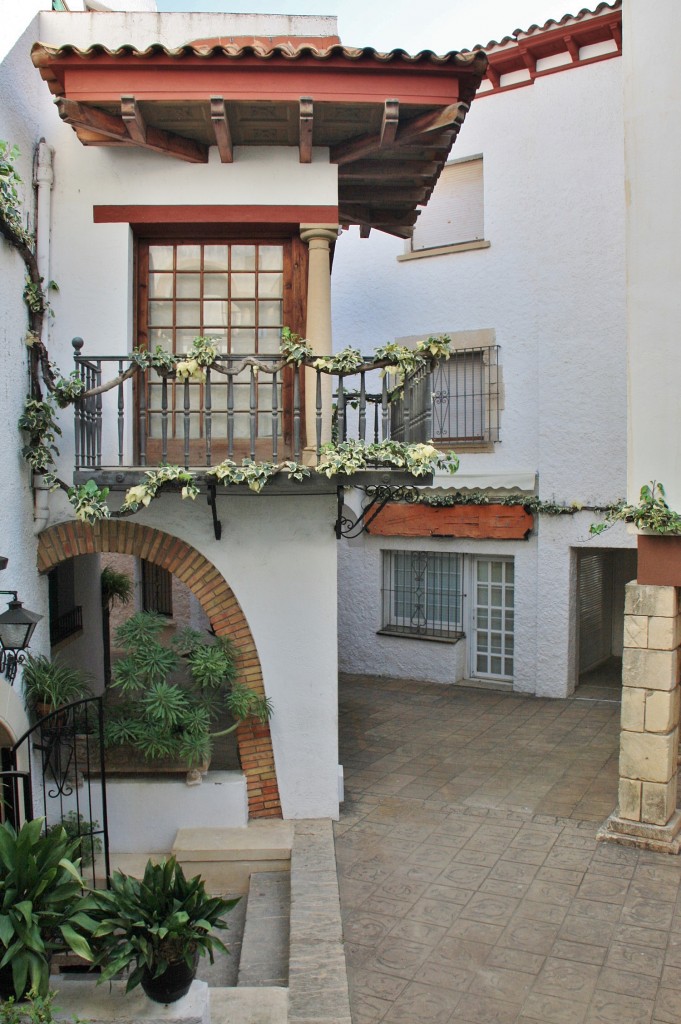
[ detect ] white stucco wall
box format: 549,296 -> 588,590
54,491 -> 340,821
624,0 -> 681,511
1,4 -> 342,820
333,53 -> 628,697
37,11 -> 338,51
0,13 -> 53,687
333,56 -> 625,505
339,508 -> 635,697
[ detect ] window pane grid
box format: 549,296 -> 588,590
144,242 -> 284,441
382,551 -> 464,639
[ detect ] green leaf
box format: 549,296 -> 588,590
59,924 -> 94,962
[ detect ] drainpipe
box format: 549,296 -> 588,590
34,139 -> 54,348
32,141 -> 54,536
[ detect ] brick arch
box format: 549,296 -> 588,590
37,520 -> 281,819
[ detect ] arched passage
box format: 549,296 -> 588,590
37,520 -> 281,819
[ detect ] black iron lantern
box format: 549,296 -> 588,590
0,591 -> 42,683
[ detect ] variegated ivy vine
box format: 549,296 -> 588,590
7,142 -> 663,535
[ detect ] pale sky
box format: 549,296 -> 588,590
155,0 -> 579,53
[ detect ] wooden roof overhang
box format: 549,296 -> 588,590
30,40 -> 487,238
473,2 -> 621,95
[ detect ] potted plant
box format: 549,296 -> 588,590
0,818 -> 93,1000
81,856 -> 237,1003
103,612 -> 272,771
100,565 -> 133,686
21,654 -> 91,721
46,811 -> 102,868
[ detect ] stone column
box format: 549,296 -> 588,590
598,581 -> 681,853
300,224 -> 338,464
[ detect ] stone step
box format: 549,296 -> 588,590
210,987 -> 288,1024
237,871 -> 290,988
172,822 -> 293,895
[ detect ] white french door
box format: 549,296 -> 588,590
470,558 -> 514,680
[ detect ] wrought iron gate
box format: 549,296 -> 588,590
0,696 -> 110,886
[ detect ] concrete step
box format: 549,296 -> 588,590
210,987 -> 288,1024
172,822 -> 293,895
237,871 -> 290,988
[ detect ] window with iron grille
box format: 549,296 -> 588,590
141,560 -> 173,618
381,551 -> 464,639
432,346 -> 500,443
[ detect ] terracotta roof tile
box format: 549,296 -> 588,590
31,39 -> 486,71
465,0 -> 621,53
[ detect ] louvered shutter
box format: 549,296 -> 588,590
412,157 -> 484,251
578,553 -> 612,672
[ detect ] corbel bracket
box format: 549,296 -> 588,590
207,484 -> 222,540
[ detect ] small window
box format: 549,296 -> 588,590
432,346 -> 500,443
141,561 -> 173,617
381,551 -> 463,639
411,156 -> 484,252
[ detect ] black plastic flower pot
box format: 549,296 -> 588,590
140,954 -> 198,1004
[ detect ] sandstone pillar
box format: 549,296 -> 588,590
300,224 -> 338,463
598,581 -> 681,853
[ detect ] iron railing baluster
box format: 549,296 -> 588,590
205,367 -> 212,466
161,376 -> 168,464
272,370 -> 279,463
183,378 -> 190,469
139,369 -> 147,467
358,371 -> 366,442
293,366 -> 301,460
249,365 -> 256,460
117,360 -> 124,465
227,363 -> 235,459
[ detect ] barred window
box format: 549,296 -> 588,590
381,551 -> 463,639
141,560 -> 173,618
432,347 -> 500,444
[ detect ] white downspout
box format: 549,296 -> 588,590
34,138 -> 54,347
33,140 -> 54,536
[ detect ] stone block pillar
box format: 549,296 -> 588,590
598,581 -> 681,853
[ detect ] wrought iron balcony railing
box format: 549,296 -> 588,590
71,341 -> 436,473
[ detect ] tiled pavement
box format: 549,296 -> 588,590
334,675 -> 681,1024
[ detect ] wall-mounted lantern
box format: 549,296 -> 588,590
0,556 -> 42,683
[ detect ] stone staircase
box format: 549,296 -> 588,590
72,819 -> 350,1024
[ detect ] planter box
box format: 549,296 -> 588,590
367,502 -> 533,539
76,738 -> 208,777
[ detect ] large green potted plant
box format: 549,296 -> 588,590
0,819 -> 93,1000
100,565 -> 133,686
80,857 -> 237,1003
21,655 -> 91,721
103,612 -> 272,770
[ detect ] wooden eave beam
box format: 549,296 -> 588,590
121,95 -> 146,144
299,97 -> 313,163
564,35 -> 580,63
339,184 -> 428,203
380,99 -> 399,147
347,216 -> 414,240
210,96 -> 233,163
338,203 -> 419,226
331,101 -> 467,165
339,160 -> 439,181
56,97 -> 208,163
